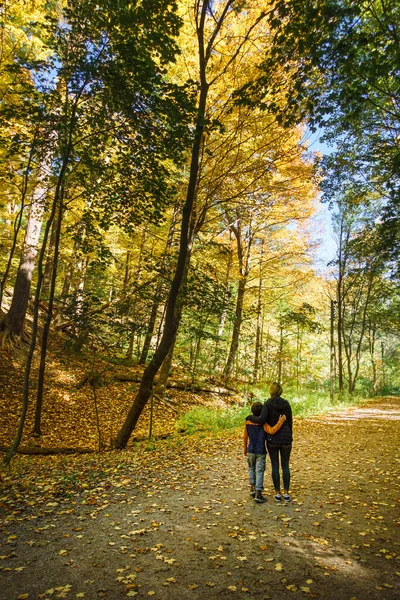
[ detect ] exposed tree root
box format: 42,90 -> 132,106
0,322 -> 31,349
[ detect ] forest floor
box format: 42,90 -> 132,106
0,392 -> 399,600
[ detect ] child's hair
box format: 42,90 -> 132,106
251,401 -> 263,416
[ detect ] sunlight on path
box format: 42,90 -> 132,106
311,397 -> 400,422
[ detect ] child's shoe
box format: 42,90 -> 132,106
274,494 -> 282,502
254,491 -> 267,503
250,485 -> 256,498
283,494 -> 291,502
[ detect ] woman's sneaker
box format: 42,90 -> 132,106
283,494 -> 291,502
254,491 -> 267,503
274,494 -> 282,502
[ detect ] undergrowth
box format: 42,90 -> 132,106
175,390 -> 365,435
175,405 -> 250,435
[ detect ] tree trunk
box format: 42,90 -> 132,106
114,1 -> 211,449
213,239 -> 233,372
33,190 -> 64,435
154,330 -> 177,399
330,299 -> 335,401
60,231 -> 82,301
337,265 -> 344,393
138,288 -> 161,364
123,250 -> 131,291
253,247 -> 263,383
139,205 -> 178,365
278,325 -> 284,382
0,186 -> 46,344
0,134 -> 39,308
223,220 -> 253,382
368,320 -> 377,394
126,332 -> 135,361
41,203 -> 60,298
223,276 -> 245,381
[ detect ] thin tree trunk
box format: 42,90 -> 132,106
126,333 -> 135,361
124,229 -> 146,359
138,288 -> 161,364
262,321 -> 269,381
336,212 -> 348,394
368,320 -> 377,394
60,234 -> 81,300
330,299 -> 335,401
253,246 -> 263,383
296,327 -> 300,394
223,276 -> 245,381
154,331 -> 177,399
278,325 -> 284,382
41,203 -> 60,298
213,240 -> 233,372
123,251 -> 131,291
33,190 -> 64,435
223,220 -> 253,382
337,266 -> 344,393
350,274 -> 374,393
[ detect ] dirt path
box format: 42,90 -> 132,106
1,397 -> 399,600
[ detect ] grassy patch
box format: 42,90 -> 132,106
289,390 -> 363,418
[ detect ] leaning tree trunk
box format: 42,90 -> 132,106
114,2 -> 211,449
0,186 -> 46,345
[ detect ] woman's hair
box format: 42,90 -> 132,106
270,382 -> 282,397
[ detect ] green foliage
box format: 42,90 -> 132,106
288,390 -> 363,418
237,0 -> 399,277
175,406 -> 250,435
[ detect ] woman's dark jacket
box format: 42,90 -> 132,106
247,395 -> 293,446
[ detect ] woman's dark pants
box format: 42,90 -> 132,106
267,443 -> 292,492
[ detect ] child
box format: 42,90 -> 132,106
243,401 -> 286,503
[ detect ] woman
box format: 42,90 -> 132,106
246,382 -> 293,502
